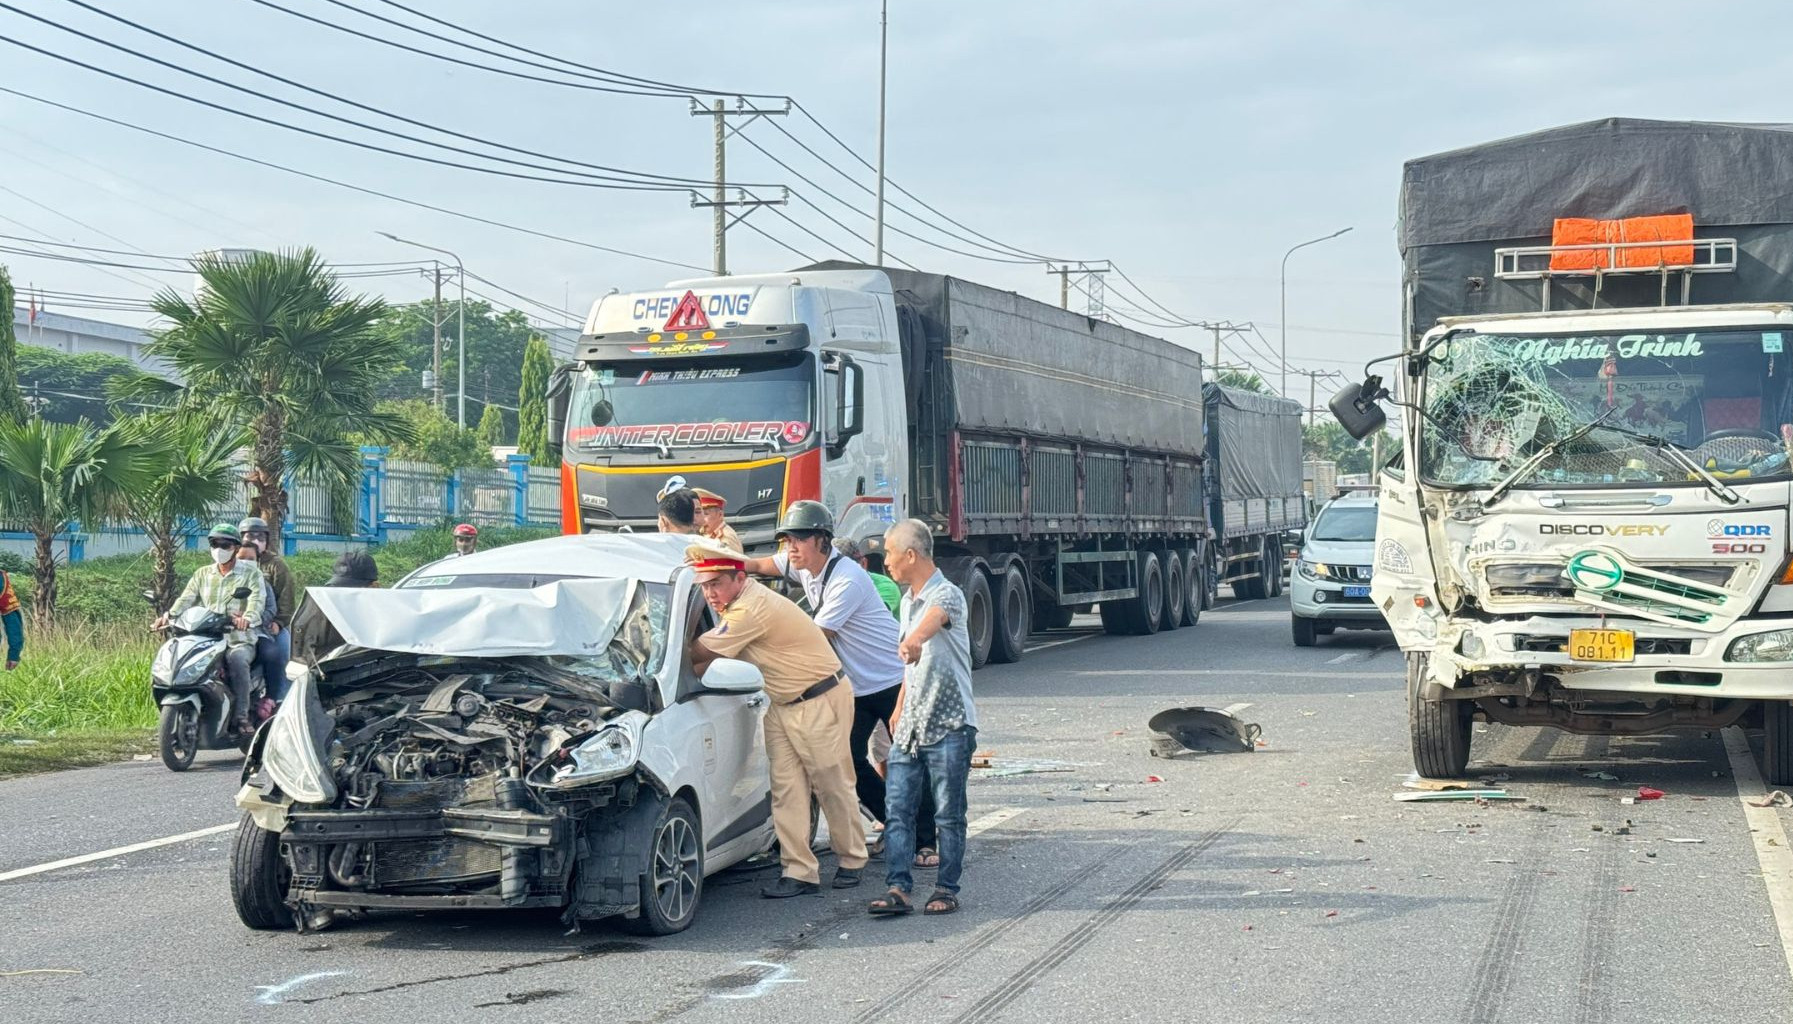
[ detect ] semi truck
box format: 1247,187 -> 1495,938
549,263 -> 1210,667
1204,384 -> 1307,600
1331,118 -> 1793,782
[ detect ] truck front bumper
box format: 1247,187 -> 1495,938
1432,614 -> 1793,700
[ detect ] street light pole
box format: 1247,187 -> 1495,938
379,232 -> 468,426
1279,227 -> 1352,397
874,0 -> 888,266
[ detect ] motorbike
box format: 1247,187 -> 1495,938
147,587 -> 270,771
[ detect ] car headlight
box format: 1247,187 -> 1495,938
257,671 -> 336,805
1728,629 -> 1793,663
1377,540 -> 1413,574
1297,560 -> 1327,581
538,712 -> 649,789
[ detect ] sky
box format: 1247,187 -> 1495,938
4,0 -> 1793,406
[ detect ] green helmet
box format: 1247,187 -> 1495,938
206,523 -> 242,544
775,500 -> 835,539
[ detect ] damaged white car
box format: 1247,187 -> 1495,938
231,534 -> 774,935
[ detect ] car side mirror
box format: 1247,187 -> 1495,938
232,587 -> 253,600
824,353 -> 865,459
546,363 -> 576,454
700,658 -> 765,694
1329,376 -> 1389,441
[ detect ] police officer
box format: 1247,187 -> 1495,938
686,538 -> 869,897
691,488 -> 743,552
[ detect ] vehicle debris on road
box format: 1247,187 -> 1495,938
1146,706 -> 1261,757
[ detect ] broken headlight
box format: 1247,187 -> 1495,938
255,670 -> 336,806
531,711 -> 649,789
1727,629 -> 1793,663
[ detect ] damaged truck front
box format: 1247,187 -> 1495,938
1335,119 -> 1793,783
231,537 -> 774,935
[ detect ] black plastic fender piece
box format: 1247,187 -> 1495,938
1146,706 -> 1261,756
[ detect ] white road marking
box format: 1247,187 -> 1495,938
1025,633 -> 1099,653
0,822 -> 236,884
966,806 -> 1025,837
1075,669 -> 1397,679
1723,728 -> 1793,982
255,970 -> 348,1006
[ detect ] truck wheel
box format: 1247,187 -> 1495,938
1265,538 -> 1285,597
961,569 -> 994,668
1765,700 -> 1793,787
230,812 -> 293,931
1161,552 -> 1185,631
1233,553 -> 1267,601
1098,600 -> 1130,636
988,564 -> 1029,664
1038,601 -> 1075,630
1128,552 -> 1164,635
1409,652 -> 1472,778
1179,549 -> 1202,626
1292,615 -> 1318,647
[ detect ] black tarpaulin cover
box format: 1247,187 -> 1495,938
1202,383 -> 1304,499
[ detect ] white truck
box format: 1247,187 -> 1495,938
1332,118 -> 1793,782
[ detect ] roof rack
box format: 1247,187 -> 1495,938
1493,237 -> 1737,310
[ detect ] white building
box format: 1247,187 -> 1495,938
12,306 -> 171,377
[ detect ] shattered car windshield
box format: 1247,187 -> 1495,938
1419,328 -> 1793,488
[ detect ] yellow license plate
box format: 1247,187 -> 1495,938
1568,629 -> 1635,662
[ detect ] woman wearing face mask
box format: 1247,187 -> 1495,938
155,524 -> 267,735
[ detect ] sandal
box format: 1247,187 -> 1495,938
924,891 -> 960,916
868,888 -> 913,916
914,847 -> 940,868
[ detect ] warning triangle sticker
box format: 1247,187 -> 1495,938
663,290 -> 711,331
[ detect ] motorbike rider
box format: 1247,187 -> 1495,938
157,524 -> 266,734
238,517 -> 294,702
447,523 -> 479,557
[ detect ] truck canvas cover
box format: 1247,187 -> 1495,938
1401,118 -> 1793,336
1203,384 -> 1303,500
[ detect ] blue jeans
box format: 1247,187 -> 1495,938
256,630 -> 292,701
883,725 -> 975,896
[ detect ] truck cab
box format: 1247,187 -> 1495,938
553,270 -> 908,550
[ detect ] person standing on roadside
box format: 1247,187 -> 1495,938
685,538 -> 870,898
869,518 -> 977,917
238,517 -> 295,702
738,502 -> 907,846
692,488 -> 744,552
0,567 -> 22,671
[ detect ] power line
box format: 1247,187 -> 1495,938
0,84 -> 708,272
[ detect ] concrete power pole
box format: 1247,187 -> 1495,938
874,0 -> 888,266
690,100 -> 792,275
1288,369 -> 1331,426
430,262 -> 444,411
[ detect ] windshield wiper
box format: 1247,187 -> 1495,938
1484,408 -> 1616,508
1592,422 -> 1743,505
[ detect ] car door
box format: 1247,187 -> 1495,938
673,587 -> 772,864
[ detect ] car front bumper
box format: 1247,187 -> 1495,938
1290,574 -> 1386,623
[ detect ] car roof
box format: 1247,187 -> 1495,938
405,532 -> 694,585
1321,491 -> 1378,510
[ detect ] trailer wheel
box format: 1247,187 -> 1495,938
1161,552 -> 1185,631
961,569 -> 994,668
1178,549 -> 1202,626
988,564 -> 1029,664
1037,601 -> 1075,630
1409,652 -> 1472,779
1265,538 -> 1285,598
1233,545 -> 1267,601
1127,552 -> 1164,635
1098,601 -> 1129,635
1765,700 -> 1793,787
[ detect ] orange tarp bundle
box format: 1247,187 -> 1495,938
1550,214 -> 1696,271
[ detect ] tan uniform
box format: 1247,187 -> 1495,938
702,578 -> 867,883
710,522 -> 744,553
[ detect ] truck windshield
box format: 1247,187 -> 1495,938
565,354 -> 815,453
1419,328 -> 1793,488
1312,506 -> 1377,541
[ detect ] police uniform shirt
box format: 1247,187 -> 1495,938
702,577 -> 841,702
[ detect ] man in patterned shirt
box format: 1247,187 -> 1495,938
868,518 -> 977,917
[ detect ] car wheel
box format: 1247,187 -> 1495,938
1292,615 -> 1318,647
1766,700 -> 1793,787
1161,552 -> 1185,631
1128,551 -> 1164,635
1409,653 -> 1473,779
622,797 -> 704,936
230,812 -> 293,931
159,704 -> 198,772
988,564 -> 1029,664
1317,623 -> 1336,636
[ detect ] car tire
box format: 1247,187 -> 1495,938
1128,551 -> 1164,635
621,797 -> 704,937
960,569 -> 994,668
988,564 -> 1029,664
1409,652 -> 1473,779
1766,700 -> 1793,787
1179,549 -> 1202,626
230,812 -> 293,931
1292,615 -> 1318,647
1161,552 -> 1185,631
159,704 -> 198,772
1317,623 -> 1336,636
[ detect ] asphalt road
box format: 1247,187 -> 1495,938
5,594 -> 1793,1023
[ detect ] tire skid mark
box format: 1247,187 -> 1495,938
941,817 -> 1239,1024
1574,735 -> 1616,1024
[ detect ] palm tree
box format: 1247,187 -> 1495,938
140,249 -> 412,539
0,417 -> 168,630
118,413 -> 253,611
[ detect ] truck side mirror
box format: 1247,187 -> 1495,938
1329,376 -> 1389,441
824,353 -> 865,458
546,364 -> 575,454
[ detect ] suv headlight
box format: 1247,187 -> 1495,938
1297,560 -> 1327,581
1728,629 -> 1793,662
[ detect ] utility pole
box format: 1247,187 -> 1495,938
690,99 -> 792,274
1044,262 -> 1111,317
874,0 -> 888,266
429,262 -> 444,411
1288,369 -> 1332,426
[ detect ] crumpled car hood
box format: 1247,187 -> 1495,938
295,578 -> 638,663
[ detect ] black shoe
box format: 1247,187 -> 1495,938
833,868 -> 862,889
761,876 -> 821,899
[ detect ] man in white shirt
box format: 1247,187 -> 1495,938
739,501 -> 907,834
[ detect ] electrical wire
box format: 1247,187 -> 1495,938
0,84 -> 709,271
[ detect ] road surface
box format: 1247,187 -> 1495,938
4,595 -> 1791,1023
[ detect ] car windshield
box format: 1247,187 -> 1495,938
565,354 -> 815,453
1312,506 -> 1377,541
1419,327 -> 1793,488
